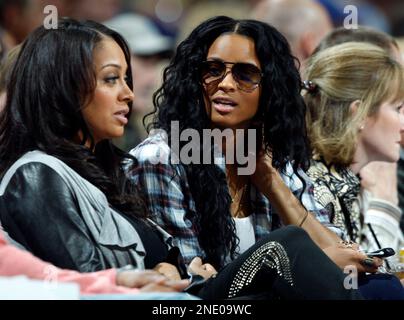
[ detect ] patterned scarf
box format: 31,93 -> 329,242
308,157 -> 362,242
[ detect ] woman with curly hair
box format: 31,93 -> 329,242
128,16 -> 376,282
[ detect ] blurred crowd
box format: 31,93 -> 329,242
1,0 -> 404,150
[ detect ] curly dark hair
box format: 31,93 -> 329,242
0,18 -> 147,219
146,16 -> 310,268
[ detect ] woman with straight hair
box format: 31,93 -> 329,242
304,42 -> 404,298
304,42 -> 404,245
313,26 -> 404,261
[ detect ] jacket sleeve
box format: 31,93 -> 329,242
0,162 -> 109,272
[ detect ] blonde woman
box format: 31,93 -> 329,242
303,42 -> 404,298
305,42 -> 404,243
304,40 -> 404,282
304,42 -> 404,245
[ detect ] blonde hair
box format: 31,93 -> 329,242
304,42 -> 404,166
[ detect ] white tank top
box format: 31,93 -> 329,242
233,215 -> 256,254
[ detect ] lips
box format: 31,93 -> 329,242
211,96 -> 237,114
113,108 -> 129,125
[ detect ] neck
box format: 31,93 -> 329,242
76,131 -> 98,152
226,164 -> 250,218
350,143 -> 369,174
226,164 -> 249,190
219,128 -> 237,155
214,126 -> 251,164
226,163 -> 238,180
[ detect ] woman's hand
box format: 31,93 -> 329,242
138,279 -> 190,293
153,262 -> 182,281
251,149 -> 277,193
188,257 -> 218,280
251,149 -> 343,249
116,269 -> 190,292
323,243 -> 383,274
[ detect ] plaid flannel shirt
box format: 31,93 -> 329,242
127,133 -> 342,266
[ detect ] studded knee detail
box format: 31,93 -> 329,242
227,241 -> 294,298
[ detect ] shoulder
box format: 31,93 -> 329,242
306,158 -> 333,184
127,132 -> 186,183
279,162 -> 313,191
3,150 -> 69,175
307,159 -> 334,187
129,131 -> 172,165
307,158 -> 328,174
0,151 -> 68,194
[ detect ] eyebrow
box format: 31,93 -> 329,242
207,57 -> 260,68
101,63 -> 122,70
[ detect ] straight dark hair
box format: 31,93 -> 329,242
0,18 -> 147,219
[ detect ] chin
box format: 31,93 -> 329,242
391,154 -> 400,162
211,117 -> 250,130
211,117 -> 231,128
379,153 -> 399,163
112,129 -> 125,138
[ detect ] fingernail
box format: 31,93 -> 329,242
362,258 -> 375,267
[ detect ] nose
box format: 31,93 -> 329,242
217,67 -> 236,91
399,114 -> 404,147
120,81 -> 135,104
400,114 -> 404,133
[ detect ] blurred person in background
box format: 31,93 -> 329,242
0,28 -> 6,112
318,0 -> 391,33
251,0 -> 333,73
314,26 -> 402,60
399,132 -> 404,234
63,0 -> 122,22
0,45 -> 20,113
0,0 -> 44,49
176,0 -> 250,44
396,38 -> 404,234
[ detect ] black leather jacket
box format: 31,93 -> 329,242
0,162 -> 137,272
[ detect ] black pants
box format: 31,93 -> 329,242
195,226 -> 363,300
